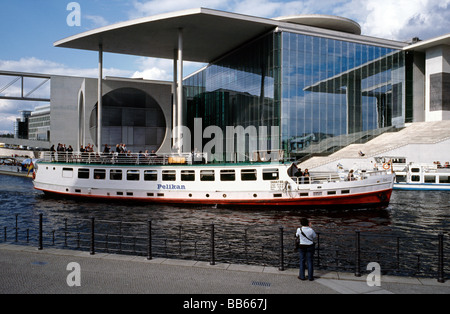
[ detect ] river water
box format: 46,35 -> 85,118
0,174 -> 448,277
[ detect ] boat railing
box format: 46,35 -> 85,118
290,169 -> 390,185
38,151 -> 208,166
290,172 -> 341,185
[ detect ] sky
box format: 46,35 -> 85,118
1,0 -> 450,134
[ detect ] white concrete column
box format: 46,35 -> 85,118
97,44 -> 103,153
177,28 -> 183,154
173,49 -> 178,150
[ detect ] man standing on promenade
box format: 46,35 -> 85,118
296,218 -> 317,281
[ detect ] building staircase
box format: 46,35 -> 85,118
299,120 -> 450,170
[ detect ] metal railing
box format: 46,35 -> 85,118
38,151 -> 208,166
1,213 -> 447,282
290,170 -> 390,185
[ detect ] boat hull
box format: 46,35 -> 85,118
37,187 -> 392,209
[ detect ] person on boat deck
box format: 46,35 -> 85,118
50,145 -> 56,161
348,169 -> 355,181
296,218 -> 317,281
288,163 -> 305,179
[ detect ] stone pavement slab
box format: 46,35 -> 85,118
0,244 -> 449,298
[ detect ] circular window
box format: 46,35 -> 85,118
89,87 -> 166,153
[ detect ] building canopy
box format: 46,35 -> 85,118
55,8 -> 279,63
54,8 -> 404,64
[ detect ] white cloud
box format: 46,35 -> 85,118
0,98 -> 39,134
358,0 -> 429,40
132,57 -> 206,81
131,58 -> 173,81
0,114 -> 18,134
337,0 -> 450,41
0,57 -> 133,133
84,15 -> 109,28
130,0 -> 450,41
0,57 -> 132,78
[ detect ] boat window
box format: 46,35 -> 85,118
181,170 -> 195,181
127,170 -> 140,181
439,176 -> 450,183
110,169 -> 122,180
411,175 -> 420,182
94,169 -> 106,180
220,170 -> 235,181
144,170 -> 158,181
425,176 -> 436,183
241,169 -> 257,181
78,168 -> 90,179
62,168 -> 73,178
395,175 -> 407,183
162,170 -> 176,181
263,168 -> 279,180
200,170 -> 215,181
411,168 -> 420,173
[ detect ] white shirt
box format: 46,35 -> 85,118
296,226 -> 317,245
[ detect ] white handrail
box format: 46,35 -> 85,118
39,151 -> 208,166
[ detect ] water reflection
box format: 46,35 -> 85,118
0,174 -> 448,237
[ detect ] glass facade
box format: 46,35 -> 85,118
185,29 -> 407,162
282,32 -> 406,158
185,32 -> 281,162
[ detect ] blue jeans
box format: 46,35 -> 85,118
299,244 -> 315,280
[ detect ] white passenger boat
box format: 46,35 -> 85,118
33,151 -> 394,209
373,157 -> 450,191
390,163 -> 450,191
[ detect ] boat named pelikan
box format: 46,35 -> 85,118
32,150 -> 394,209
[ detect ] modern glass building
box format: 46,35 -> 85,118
185,27 -> 409,161
57,8 -> 443,160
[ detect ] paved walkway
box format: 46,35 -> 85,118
1,243 -> 448,297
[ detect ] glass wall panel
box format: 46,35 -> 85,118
280,32 -> 406,159
185,32 -> 281,163
185,30 -> 406,162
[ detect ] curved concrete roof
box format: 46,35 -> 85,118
274,14 -> 361,35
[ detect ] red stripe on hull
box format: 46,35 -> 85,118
35,187 -> 392,209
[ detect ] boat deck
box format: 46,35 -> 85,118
38,151 -> 284,167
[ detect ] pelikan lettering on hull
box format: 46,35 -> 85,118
157,184 -> 186,190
